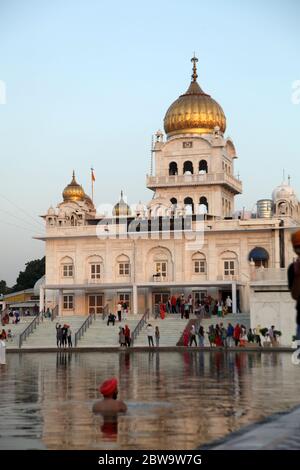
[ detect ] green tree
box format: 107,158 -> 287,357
0,280 -> 9,295
13,257 -> 45,292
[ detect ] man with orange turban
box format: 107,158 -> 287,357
288,231 -> 300,345
92,378 -> 127,414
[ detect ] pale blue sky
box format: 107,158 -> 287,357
0,0 -> 299,285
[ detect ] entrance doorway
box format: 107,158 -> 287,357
153,292 -> 170,317
118,293 -> 131,309
220,289 -> 240,313
193,290 -> 207,305
88,294 -> 104,314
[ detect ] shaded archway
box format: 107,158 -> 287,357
199,196 -> 208,213
184,197 -> 194,214
199,160 -> 208,173
169,162 -> 178,175
183,161 -> 194,174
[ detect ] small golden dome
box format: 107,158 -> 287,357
113,191 -> 131,217
62,171 -> 85,202
164,56 -> 226,137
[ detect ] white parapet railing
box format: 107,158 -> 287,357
253,268 -> 287,282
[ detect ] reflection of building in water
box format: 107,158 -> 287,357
5,352 -> 300,450
36,56 -> 300,325
40,352 -> 103,449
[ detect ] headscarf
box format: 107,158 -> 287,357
99,378 -> 118,397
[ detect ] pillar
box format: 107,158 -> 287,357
39,286 -> 45,313
58,289 -> 63,317
133,285 -> 138,315
232,282 -> 237,314
147,288 -> 153,314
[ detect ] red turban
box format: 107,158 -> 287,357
99,378 -> 118,397
292,231 -> 300,247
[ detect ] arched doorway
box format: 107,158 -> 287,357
183,161 -> 194,174
184,197 -> 194,214
169,162 -> 178,175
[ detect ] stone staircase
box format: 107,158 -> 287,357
134,313 -> 250,347
134,314 -> 189,347
77,316 -> 140,347
21,316 -> 86,349
2,317 -> 36,349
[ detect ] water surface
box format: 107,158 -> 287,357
0,351 -> 300,449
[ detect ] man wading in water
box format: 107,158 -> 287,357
93,378 -> 127,414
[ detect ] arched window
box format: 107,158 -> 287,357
148,246 -> 173,282
199,160 -> 208,173
248,247 -> 269,268
184,197 -> 194,215
220,250 -> 238,278
116,254 -> 131,277
192,252 -> 206,275
169,162 -> 178,175
199,196 -> 208,214
183,161 -> 194,174
87,255 -> 103,281
61,256 -> 74,278
170,197 -> 177,206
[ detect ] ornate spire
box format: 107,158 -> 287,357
191,54 -> 198,82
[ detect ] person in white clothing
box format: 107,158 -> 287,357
146,324 -> 154,347
0,333 -> 6,365
117,303 -> 122,322
225,296 -> 232,313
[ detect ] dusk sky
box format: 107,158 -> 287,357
0,0 -> 299,285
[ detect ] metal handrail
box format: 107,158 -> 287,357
74,312 -> 96,347
19,314 -> 42,348
131,308 -> 150,345
51,305 -> 59,322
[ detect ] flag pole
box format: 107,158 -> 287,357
91,167 -> 94,203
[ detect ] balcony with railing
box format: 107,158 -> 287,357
151,274 -> 169,282
217,274 -> 239,282
86,277 -> 102,284
146,172 -> 242,194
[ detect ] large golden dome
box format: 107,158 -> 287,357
164,56 -> 226,137
62,171 -> 85,202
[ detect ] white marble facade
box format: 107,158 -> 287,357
38,59 -> 300,318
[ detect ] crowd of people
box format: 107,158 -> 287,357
157,293 -> 236,319
182,322 -> 281,348
1,310 -> 21,326
55,323 -> 73,348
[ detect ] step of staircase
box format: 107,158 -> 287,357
134,314 -> 190,346
78,316 -> 140,348
21,316 -> 86,348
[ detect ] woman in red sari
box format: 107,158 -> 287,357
159,303 -> 166,319
183,328 -> 189,347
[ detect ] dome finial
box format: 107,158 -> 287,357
191,53 -> 198,82
121,190 -> 124,199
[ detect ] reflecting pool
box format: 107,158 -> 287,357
1,351 -> 300,450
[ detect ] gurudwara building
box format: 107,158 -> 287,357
38,57 -> 300,319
